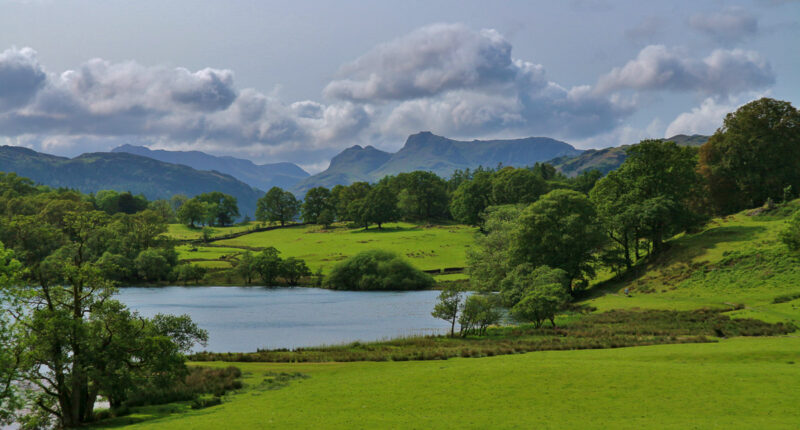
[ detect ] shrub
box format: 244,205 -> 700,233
325,250 -> 434,290
779,210 -> 800,251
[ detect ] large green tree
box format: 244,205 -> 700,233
491,167 -> 547,205
450,171 -> 493,228
515,189 -> 605,290
392,171 -> 449,222
699,97 -> 800,214
196,191 -> 239,226
365,184 -> 398,229
256,187 -> 300,227
302,187 -> 333,224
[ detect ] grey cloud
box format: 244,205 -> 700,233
324,23 -> 517,102
0,47 -> 47,111
689,7 -> 759,44
595,45 -> 774,96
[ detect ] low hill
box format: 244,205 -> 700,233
112,144 -> 309,191
0,146 -> 263,218
294,132 -> 580,194
583,200 -> 800,325
550,134 -> 709,177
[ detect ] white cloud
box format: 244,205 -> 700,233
595,45 -> 774,96
664,94 -> 763,137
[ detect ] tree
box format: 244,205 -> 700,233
499,264 -> 570,308
253,247 -> 283,285
256,187 -> 300,227
134,248 -> 171,282
466,205 -> 523,292
458,294 -> 501,336
510,281 -> 570,328
365,184 -> 398,229
334,182 -> 371,221
317,209 -> 335,229
302,187 -> 333,224
491,167 -> 547,205
515,189 -> 605,291
780,210 -> 800,251
281,257 -> 311,285
699,98 -> 800,214
450,172 -> 493,228
326,250 -> 434,291
197,192 -> 239,226
393,171 -> 449,222
431,285 -> 464,337
177,198 -> 206,228
234,251 -> 256,284
175,263 -> 206,285
0,214 -> 206,427
0,242 -> 22,425
621,139 -> 706,253
590,170 -> 640,268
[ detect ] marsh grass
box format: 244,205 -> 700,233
190,309 -> 794,363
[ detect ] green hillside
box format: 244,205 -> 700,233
0,146 -> 264,218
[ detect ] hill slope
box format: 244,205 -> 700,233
550,134 -> 709,177
112,144 -> 309,191
0,146 -> 263,218
294,131 -> 580,194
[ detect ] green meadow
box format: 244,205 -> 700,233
96,336 -> 800,429
172,222 -> 477,274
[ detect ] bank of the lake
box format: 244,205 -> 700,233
115,286 -> 452,352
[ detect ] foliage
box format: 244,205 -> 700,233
196,191 -> 240,226
175,263 -> 207,285
779,209 -> 800,251
177,198 -> 208,228
515,189 -> 605,289
458,294 -> 502,336
491,167 -> 547,205
325,250 -> 435,291
499,264 -> 570,308
431,284 -> 464,337
281,257 -> 311,285
466,205 -> 523,291
510,282 -> 570,328
391,171 -> 449,222
449,171 -> 492,228
699,97 -> 800,214
256,187 -> 300,227
302,187 -> 333,224
253,247 -> 283,285
364,184 -> 399,229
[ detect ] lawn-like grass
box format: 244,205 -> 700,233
582,202 -> 800,324
214,222 -> 477,273
96,336 -> 800,429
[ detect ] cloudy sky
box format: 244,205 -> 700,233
0,0 -> 797,172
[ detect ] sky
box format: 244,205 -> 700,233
0,0 -> 798,173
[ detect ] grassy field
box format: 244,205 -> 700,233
96,336 -> 800,429
167,222 -> 266,240
582,202 -> 800,325
208,222 -> 477,274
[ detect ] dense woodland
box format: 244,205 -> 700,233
0,97 -> 798,427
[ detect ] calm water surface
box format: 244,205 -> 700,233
116,286 -> 450,352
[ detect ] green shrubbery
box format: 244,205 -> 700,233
326,250 -> 434,290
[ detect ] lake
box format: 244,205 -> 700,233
116,286 -> 451,352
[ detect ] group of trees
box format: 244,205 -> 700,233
325,250 -> 434,290
233,248 -> 311,286
0,175 -> 208,427
176,192 -> 240,228
431,287 -> 502,337
456,97 -> 800,333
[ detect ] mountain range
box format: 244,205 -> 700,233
112,144 -> 309,191
292,131 -> 581,193
548,134 -> 709,177
0,146 -> 263,218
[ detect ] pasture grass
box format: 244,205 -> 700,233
166,222 -> 264,240
213,222 -> 477,273
583,202 -> 800,325
95,336 -> 800,429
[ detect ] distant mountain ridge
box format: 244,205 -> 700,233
548,134 -> 710,177
112,144 -> 309,191
293,132 -> 581,193
0,146 -> 263,218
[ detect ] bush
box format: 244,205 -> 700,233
779,210 -> 800,251
325,250 -> 435,290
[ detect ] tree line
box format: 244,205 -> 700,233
435,97 -> 800,333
